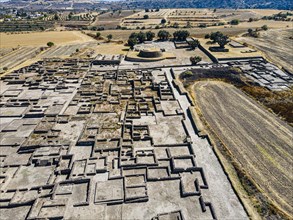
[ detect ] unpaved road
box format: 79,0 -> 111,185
237,29 -> 293,73
194,81 -> 293,216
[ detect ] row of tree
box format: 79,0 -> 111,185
127,30 -> 202,49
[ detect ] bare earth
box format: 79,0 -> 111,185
194,81 -> 293,217
237,28 -> 293,73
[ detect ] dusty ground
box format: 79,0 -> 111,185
94,42 -> 129,55
193,81 -> 293,218
199,38 -> 263,59
0,31 -> 95,48
237,28 -> 293,72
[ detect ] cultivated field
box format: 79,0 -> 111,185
237,28 -> 293,72
193,81 -> 293,217
0,47 -> 41,70
94,10 -> 137,29
0,31 -> 94,48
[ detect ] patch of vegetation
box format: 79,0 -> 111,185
157,30 -> 171,41
189,56 -> 202,65
209,31 -> 229,48
241,86 -> 293,124
47,41 -> 54,47
180,68 -> 293,125
173,30 -> 190,41
262,12 -> 293,21
180,67 -> 243,85
230,19 -> 240,25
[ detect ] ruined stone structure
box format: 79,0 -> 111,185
0,59 -> 221,219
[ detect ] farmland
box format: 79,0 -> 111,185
193,81 -> 293,218
237,28 -> 293,73
0,31 -> 94,48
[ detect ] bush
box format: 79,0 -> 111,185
161,18 -> 167,24
199,23 -> 207,28
143,15 -> 149,19
157,30 -> 170,41
173,22 -> 179,28
190,56 -> 202,65
182,71 -> 193,78
128,38 -> 138,49
107,34 -> 113,41
189,39 -> 200,49
47,42 -> 54,47
146,31 -> 155,41
261,25 -> 268,31
204,34 -> 210,39
230,19 -> 240,25
173,30 -> 190,41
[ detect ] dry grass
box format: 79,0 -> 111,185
192,81 -> 293,219
95,42 -> 129,55
0,31 -> 95,48
236,28 -> 293,73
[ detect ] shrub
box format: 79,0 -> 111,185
190,56 -> 202,65
47,42 -> 54,47
230,19 -> 240,25
107,34 -> 113,41
205,34 -> 210,39
261,25 -> 268,31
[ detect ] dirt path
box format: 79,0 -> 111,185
193,81 -> 293,217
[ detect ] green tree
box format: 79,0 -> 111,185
173,30 -> 190,41
161,18 -> 167,24
157,30 -> 170,41
143,15 -> 149,19
190,56 -> 202,65
128,38 -> 138,49
189,39 -> 200,49
210,31 -> 229,48
47,42 -> 54,47
96,32 -> 101,38
261,25 -> 268,31
230,19 -> 239,25
216,35 -> 229,48
146,31 -> 155,41
137,31 -> 146,43
204,34 -> 210,39
107,34 -> 113,41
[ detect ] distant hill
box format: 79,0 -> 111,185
126,0 -> 293,10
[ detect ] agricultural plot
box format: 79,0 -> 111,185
121,9 -> 170,29
193,81 -> 293,217
167,9 -> 224,27
0,47 -> 41,70
0,31 -> 95,48
39,42 -> 97,58
237,28 -> 293,73
94,10 -> 137,29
